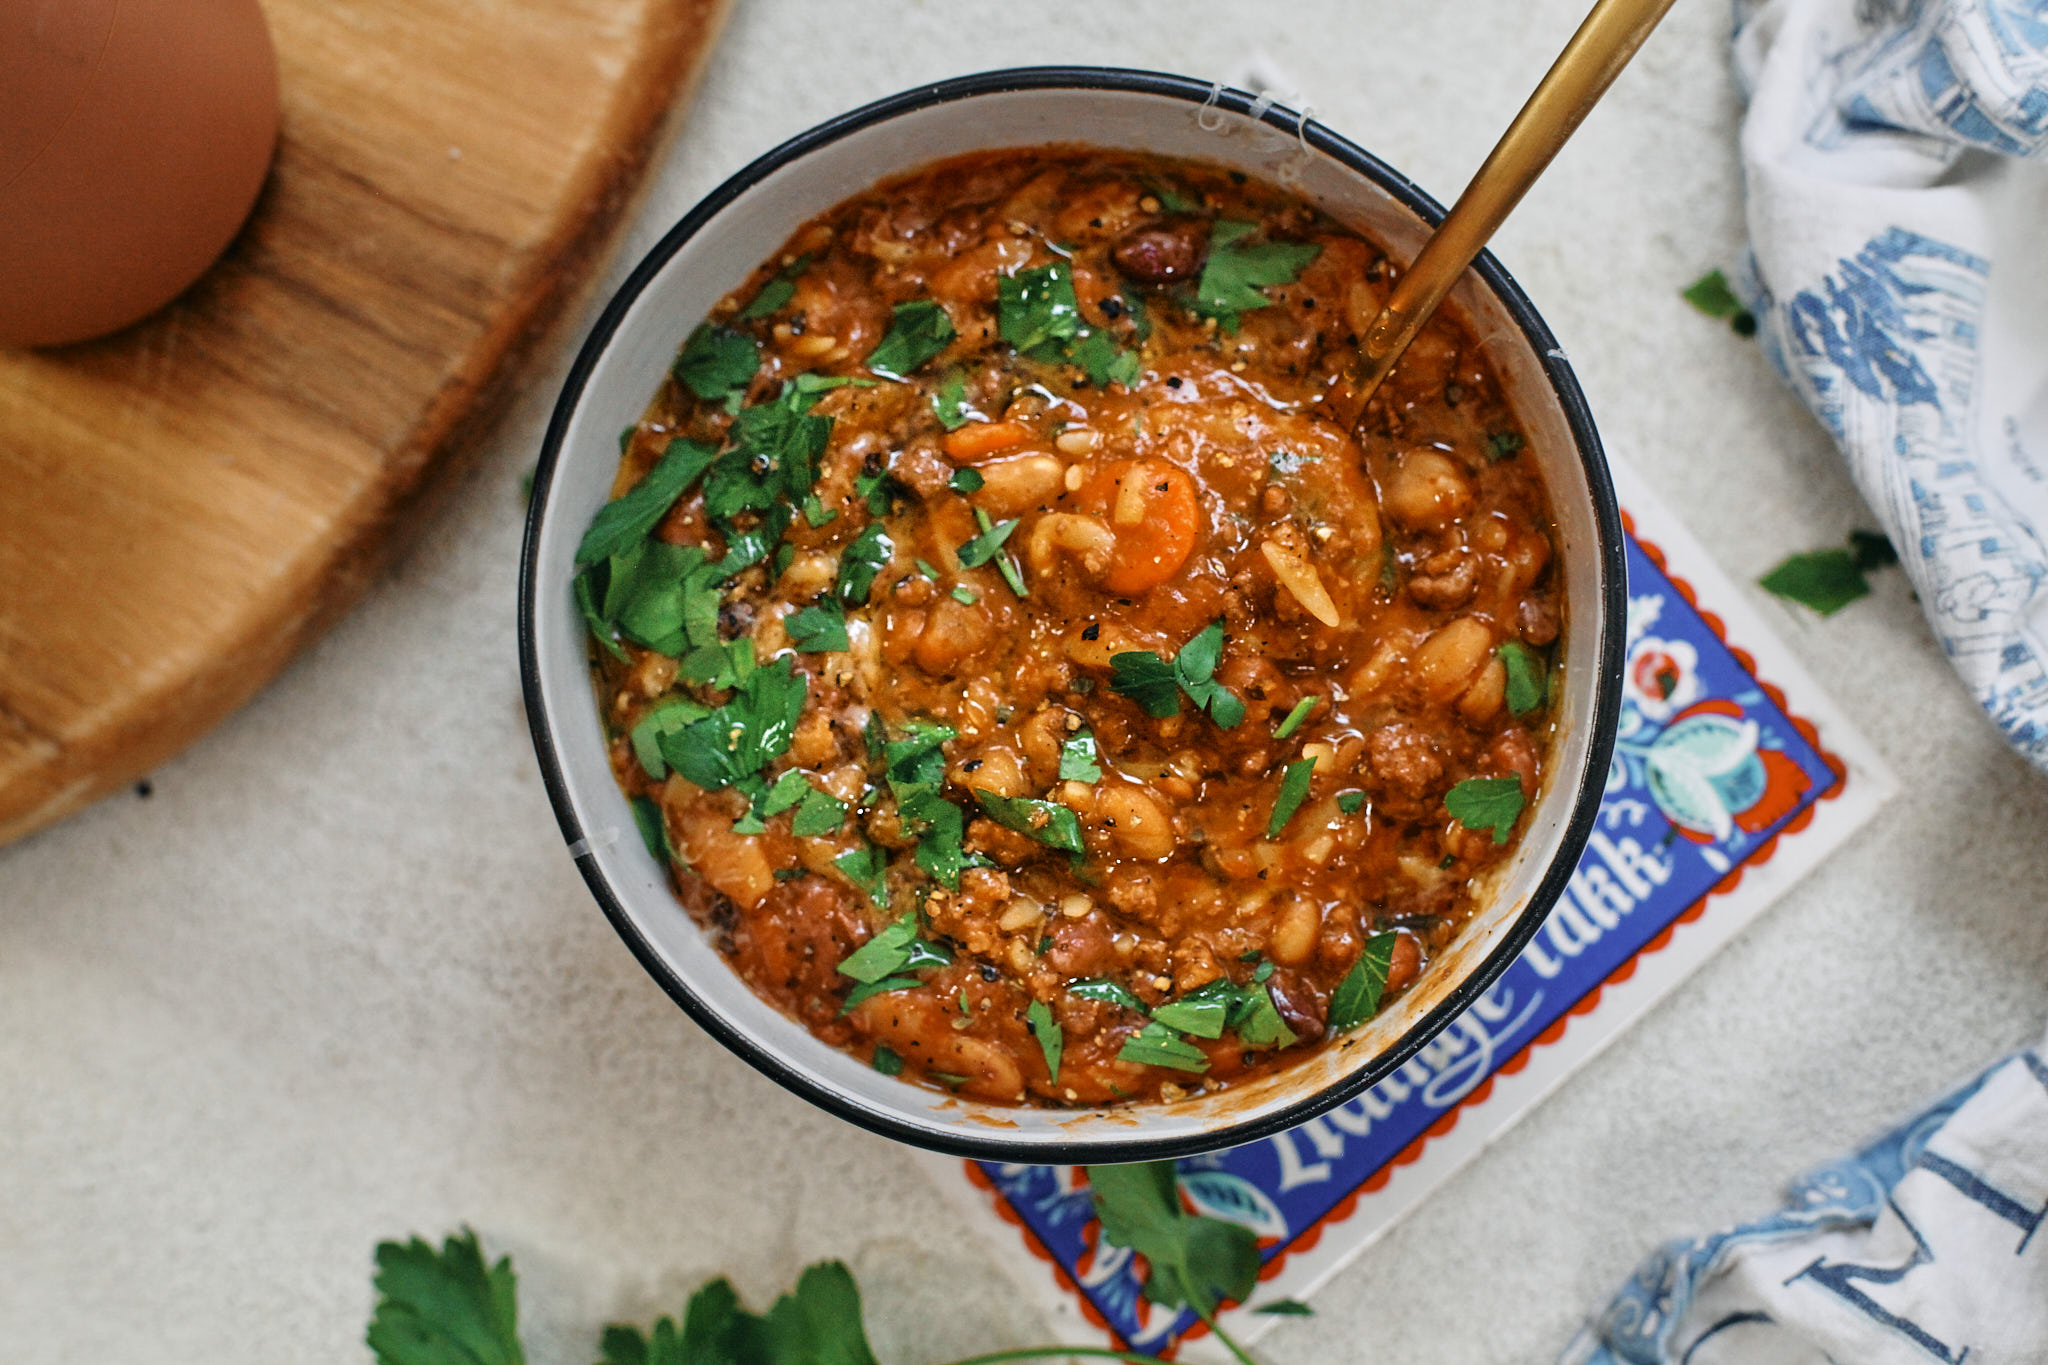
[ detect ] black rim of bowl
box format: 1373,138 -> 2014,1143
519,65 -> 1628,1163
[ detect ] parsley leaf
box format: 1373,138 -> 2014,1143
1272,695 -> 1317,739
947,466 -> 984,494
367,1228 -> 526,1365
790,785 -> 848,837
576,439 -> 717,567
1109,650 -> 1181,718
673,324 -> 760,403
1058,729 -> 1102,782
629,797 -> 672,866
1114,1021 -> 1211,1074
630,700 -> 711,779
1336,790 -> 1367,815
740,277 -> 795,321
1445,776 -> 1525,844
1114,621 -> 1247,726
832,840 -> 890,910
1682,268 -> 1758,336
1068,977 -> 1147,1012
872,1045 -> 903,1076
836,523 -> 894,604
1197,220 -> 1320,324
1256,1299 -> 1316,1317
838,914 -> 923,984
973,790 -> 1085,858
866,299 -> 956,380
1087,1162 -> 1258,1319
998,261 -> 1082,357
1067,326 -> 1142,389
1027,998 -> 1063,1082
1150,979 -> 1237,1039
840,975 -> 920,1015
575,573 -> 627,661
658,656 -> 807,792
785,599 -> 849,652
604,541 -> 725,657
931,368 -> 971,430
1759,548 -> 1870,615
1326,931 -> 1399,1033
956,508 -> 1020,568
1266,758 -> 1316,839
1498,640 -> 1547,716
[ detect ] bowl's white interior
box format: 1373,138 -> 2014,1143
530,84 -> 1610,1153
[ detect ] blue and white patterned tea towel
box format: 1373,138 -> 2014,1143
1563,1022 -> 2048,1363
1732,0 -> 2048,765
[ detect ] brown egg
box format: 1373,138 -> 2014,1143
0,0 -> 279,348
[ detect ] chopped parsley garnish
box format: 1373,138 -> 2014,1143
949,584 -> 978,605
801,493 -> 838,527
1327,931 -> 1399,1032
1120,288 -> 1152,343
1058,729 -> 1102,782
836,522 -> 894,604
872,1044 -> 904,1076
997,260 -> 1082,358
956,507 -> 1020,568
840,976 -> 918,1014
630,700 -> 710,779
1115,1020 -> 1210,1073
866,298 -> 956,379
672,323 -> 759,403
1759,527 -> 1902,616
1682,268 -> 1758,336
873,718 -> 969,890
758,769 -> 812,818
790,785 -> 848,837
931,368 -> 971,430
1066,326 -> 1143,389
600,541 -> 718,652
1272,696 -> 1317,739
1486,430 -> 1525,461
1108,620 -> 1245,727
656,655 -> 807,793
853,470 -> 897,516
1444,776 -> 1525,844
959,508 -> 1028,598
947,466 -> 985,494
1498,640 -> 1547,716
1150,974 -> 1296,1049
574,438 -> 716,567
785,599 -> 850,652
739,276 -> 794,320
972,790 -> 1085,858
1026,999 -> 1063,1082
629,796 -> 670,865
1336,790 -> 1367,815
1197,220 -> 1321,327
837,910 -> 952,984
1068,977 -> 1147,1012
1266,757 -> 1316,839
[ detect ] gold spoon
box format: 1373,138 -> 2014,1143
1349,0 -> 1682,415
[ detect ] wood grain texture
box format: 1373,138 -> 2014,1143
0,0 -> 733,844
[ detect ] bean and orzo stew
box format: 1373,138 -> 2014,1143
574,149 -> 1560,1106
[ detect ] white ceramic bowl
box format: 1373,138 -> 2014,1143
521,68 -> 1626,1161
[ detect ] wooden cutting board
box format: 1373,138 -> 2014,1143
0,0 -> 732,844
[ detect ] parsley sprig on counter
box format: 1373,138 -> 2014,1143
1109,620 -> 1246,728
371,1164 -> 1281,1365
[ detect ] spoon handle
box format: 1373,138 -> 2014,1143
1352,0 -> 1681,412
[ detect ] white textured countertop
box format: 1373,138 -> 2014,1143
7,3 -> 2047,1361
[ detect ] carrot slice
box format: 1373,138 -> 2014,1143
1085,459 -> 1199,594
944,419 -> 1032,461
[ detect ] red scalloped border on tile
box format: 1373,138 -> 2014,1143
962,512 -> 1853,1346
